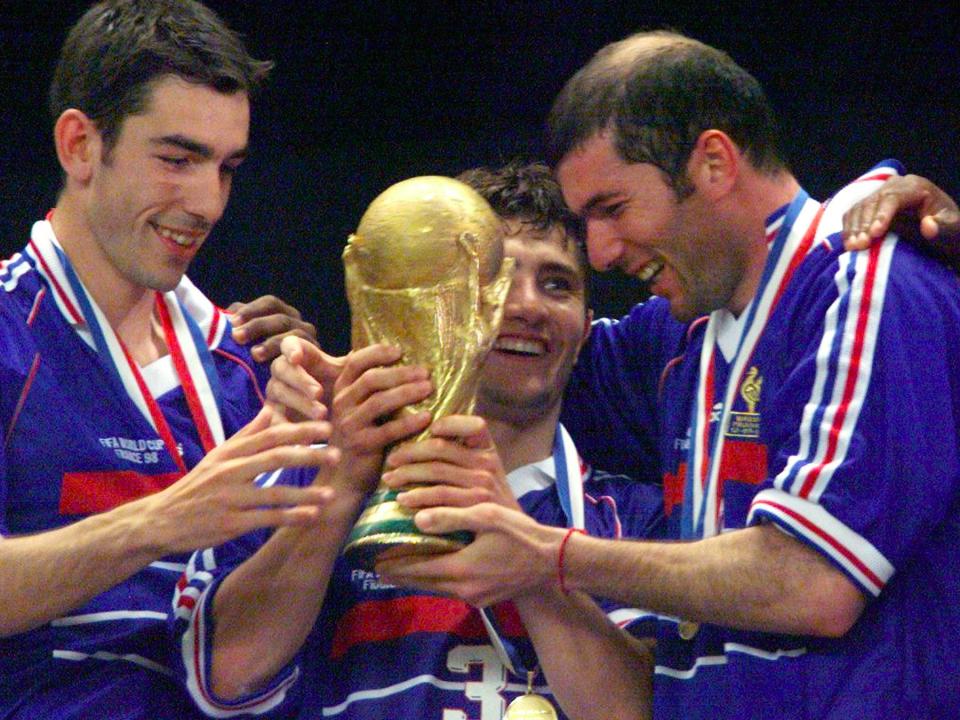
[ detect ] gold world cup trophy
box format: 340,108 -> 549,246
342,175 -> 515,570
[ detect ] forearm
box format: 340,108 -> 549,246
562,523 -> 865,636
210,491 -> 363,698
0,500 -> 162,636
514,588 -> 652,720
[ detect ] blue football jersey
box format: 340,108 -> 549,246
564,162 -> 960,719
0,222 -> 269,719
174,428 -> 666,719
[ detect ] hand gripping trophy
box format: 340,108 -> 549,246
342,175 -> 514,569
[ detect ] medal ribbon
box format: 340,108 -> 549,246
480,424 -> 585,676
682,191 -> 825,539
27,222 -> 226,475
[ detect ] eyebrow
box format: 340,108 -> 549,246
150,134 -> 248,162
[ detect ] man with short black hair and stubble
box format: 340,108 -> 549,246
0,2 -> 334,717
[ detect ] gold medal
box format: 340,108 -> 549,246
677,619 -> 700,640
504,671 -> 559,720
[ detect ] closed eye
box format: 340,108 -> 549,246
158,155 -> 191,168
598,201 -> 625,219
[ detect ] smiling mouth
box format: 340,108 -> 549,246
636,259 -> 664,283
150,221 -> 202,249
493,336 -> 546,357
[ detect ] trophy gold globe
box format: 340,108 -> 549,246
342,175 -> 514,569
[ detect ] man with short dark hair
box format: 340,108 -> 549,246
380,32 -> 960,719
173,161 -> 661,720
0,2 -> 332,717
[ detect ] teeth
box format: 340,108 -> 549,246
494,337 -> 545,356
637,260 -> 664,282
153,223 -> 195,247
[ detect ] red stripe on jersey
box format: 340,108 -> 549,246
207,306 -> 221,346
5,353 -> 41,449
177,594 -> 197,612
59,470 -> 181,514
331,596 -> 525,660
719,440 -> 768,486
771,204 -> 826,309
214,348 -> 266,405
156,295 -> 216,454
27,238 -> 82,324
855,172 -> 893,185
662,464 -> 686,517
26,287 -> 45,326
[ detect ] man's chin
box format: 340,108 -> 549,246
148,272 -> 187,294
477,386 -> 554,419
667,301 -> 696,323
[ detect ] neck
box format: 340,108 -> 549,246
50,196 -> 167,365
485,404 -> 561,474
725,170 -> 801,316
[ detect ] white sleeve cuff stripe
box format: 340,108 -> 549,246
749,490 -> 893,596
182,579 -> 297,717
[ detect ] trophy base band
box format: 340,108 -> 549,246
343,492 -> 473,570
343,527 -> 473,572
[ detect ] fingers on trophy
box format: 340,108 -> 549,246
342,175 -> 514,570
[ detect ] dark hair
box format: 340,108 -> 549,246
50,0 -> 272,155
547,31 -> 786,197
457,160 -> 591,302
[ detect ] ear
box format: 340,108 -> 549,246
687,129 -> 739,200
53,109 -> 101,183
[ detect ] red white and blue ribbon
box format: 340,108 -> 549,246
682,190 -> 824,540
480,423 -> 585,677
27,219 -> 226,474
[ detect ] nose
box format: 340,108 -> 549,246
503,272 -> 546,323
182,164 -> 230,226
584,218 -> 623,271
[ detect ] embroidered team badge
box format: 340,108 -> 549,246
727,366 -> 762,438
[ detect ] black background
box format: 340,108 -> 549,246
1,1 -> 957,354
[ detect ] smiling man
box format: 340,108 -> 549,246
0,2 -> 334,718
173,161 -> 664,720
377,32 -> 960,720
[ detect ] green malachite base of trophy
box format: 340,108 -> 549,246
343,489 -> 473,571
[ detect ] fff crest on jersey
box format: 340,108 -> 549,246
727,366 -> 762,439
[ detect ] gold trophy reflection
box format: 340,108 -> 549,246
342,175 -> 514,570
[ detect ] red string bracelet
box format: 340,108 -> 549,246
557,528 -> 586,594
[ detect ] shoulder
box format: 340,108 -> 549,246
0,264 -> 45,374
808,230 -> 960,322
175,280 -> 271,392
585,469 -> 662,507
589,296 -> 685,347
581,296 -> 693,386
789,160 -> 958,328
584,469 -> 664,539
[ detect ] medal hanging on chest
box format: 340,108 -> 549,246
504,670 -> 558,720
488,424 -> 582,720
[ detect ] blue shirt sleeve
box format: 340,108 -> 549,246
561,298 -> 687,481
